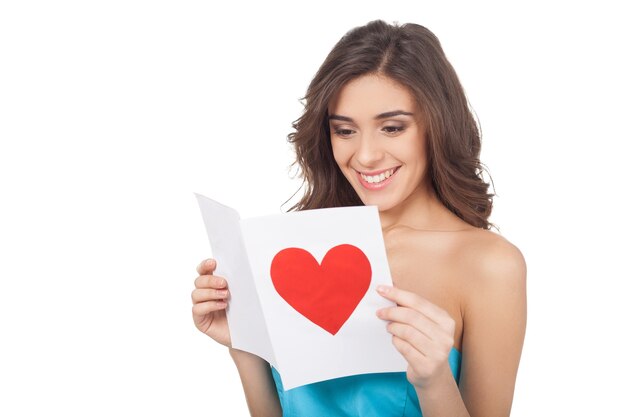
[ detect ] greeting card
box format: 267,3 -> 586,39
194,193 -> 406,389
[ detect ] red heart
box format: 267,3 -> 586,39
270,244 -> 372,335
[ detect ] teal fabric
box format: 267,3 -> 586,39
271,347 -> 462,417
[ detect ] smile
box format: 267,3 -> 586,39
356,166 -> 400,190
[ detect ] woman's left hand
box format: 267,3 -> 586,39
376,284 -> 456,390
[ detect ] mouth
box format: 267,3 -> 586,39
356,166 -> 400,190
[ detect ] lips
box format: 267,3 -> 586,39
356,166 -> 400,190
359,166 -> 396,176
359,166 -> 399,182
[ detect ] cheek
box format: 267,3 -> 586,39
401,139 -> 428,166
330,140 -> 348,165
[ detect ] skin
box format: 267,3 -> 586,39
192,73 -> 527,417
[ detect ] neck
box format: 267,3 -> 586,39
379,181 -> 467,232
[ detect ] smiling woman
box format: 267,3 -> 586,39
328,74 -> 430,214
285,20 -> 494,232
191,19 -> 526,417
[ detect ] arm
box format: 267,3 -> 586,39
378,238 -> 527,417
229,348 -> 283,417
455,240 -> 527,417
192,259 -> 282,416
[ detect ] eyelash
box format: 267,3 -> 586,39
382,126 -> 405,134
333,129 -> 355,136
332,126 -> 405,137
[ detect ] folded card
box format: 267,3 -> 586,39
194,193 -> 406,390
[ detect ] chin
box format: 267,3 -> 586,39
357,195 -> 395,212
375,202 -> 396,212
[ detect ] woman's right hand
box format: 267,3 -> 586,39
191,258 -> 231,347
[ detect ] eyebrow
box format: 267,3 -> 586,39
328,110 -> 414,122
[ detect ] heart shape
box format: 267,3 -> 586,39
270,244 -> 371,335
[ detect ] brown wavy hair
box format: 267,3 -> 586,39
281,20 -> 495,230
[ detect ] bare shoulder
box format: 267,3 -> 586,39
452,227 -> 527,324
473,229 -> 525,277
453,229 -> 528,353
455,228 -> 527,416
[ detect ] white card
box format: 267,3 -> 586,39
195,193 -> 406,390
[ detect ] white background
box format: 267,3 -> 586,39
1,1 -> 624,416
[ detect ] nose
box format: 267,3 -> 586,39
355,133 -> 384,168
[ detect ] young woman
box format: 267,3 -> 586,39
192,20 -> 527,417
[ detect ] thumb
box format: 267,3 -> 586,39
197,258 -> 216,275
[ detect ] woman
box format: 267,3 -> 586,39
192,20 -> 526,417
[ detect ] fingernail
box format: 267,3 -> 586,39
218,290 -> 228,297
206,258 -> 215,267
377,285 -> 390,294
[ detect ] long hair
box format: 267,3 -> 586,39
282,20 -> 495,229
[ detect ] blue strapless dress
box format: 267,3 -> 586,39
271,347 -> 462,417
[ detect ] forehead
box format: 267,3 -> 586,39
328,74 -> 417,115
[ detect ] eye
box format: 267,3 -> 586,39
332,128 -> 356,138
382,125 -> 405,135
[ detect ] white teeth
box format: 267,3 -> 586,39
361,167 -> 396,184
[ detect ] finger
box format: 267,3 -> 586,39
196,258 -> 217,275
194,274 -> 229,289
377,306 -> 440,339
387,322 -> 436,357
192,300 -> 227,316
191,288 -> 229,304
391,335 -> 424,366
377,285 -> 450,326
